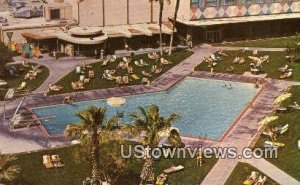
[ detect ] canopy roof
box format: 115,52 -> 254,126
176,13 -> 300,27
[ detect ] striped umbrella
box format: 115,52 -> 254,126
274,93 -> 292,105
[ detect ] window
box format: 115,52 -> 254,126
206,0 -> 219,6
244,0 -> 263,4
221,0 -> 236,5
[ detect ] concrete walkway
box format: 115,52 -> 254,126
216,46 -> 286,52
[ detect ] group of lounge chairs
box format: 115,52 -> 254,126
243,171 -> 267,185
43,154 -> 64,169
23,62 -> 43,80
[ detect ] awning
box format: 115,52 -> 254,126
21,31 -> 57,40
176,13 -> 300,27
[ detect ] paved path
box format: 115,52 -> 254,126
216,46 -> 286,52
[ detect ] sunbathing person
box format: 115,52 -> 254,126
134,60 -> 144,67
244,171 -> 259,185
116,76 -> 123,84
148,52 -> 159,60
22,60 -> 30,68
217,50 -> 228,57
141,77 -> 149,84
280,71 -> 293,79
278,65 -> 289,73
226,65 -> 234,72
140,59 -> 149,66
117,62 -> 126,69
289,101 -> 300,110
49,84 -> 64,92
142,70 -> 152,77
151,65 -> 162,74
127,66 -> 134,74
123,76 -> 129,84
160,57 -> 170,65
239,57 -> 245,64
88,70 -> 95,79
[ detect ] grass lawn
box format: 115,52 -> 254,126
194,50 -> 300,81
253,86 -> 300,181
0,63 -> 49,100
225,162 -> 279,185
216,34 -> 300,48
11,145 -> 218,185
50,49 -> 193,95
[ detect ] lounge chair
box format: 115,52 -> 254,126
255,175 -> 267,185
88,70 -> 95,79
123,76 -> 129,84
141,77 -> 149,84
22,60 -> 29,67
109,55 -> 117,62
51,155 -> 64,167
278,65 -> 289,73
49,84 -> 64,92
160,58 -> 170,65
298,140 -> 300,150
289,101 -> 300,110
116,76 -> 123,84
274,124 -> 289,134
17,82 -> 26,90
127,66 -> 134,74
76,66 -> 81,74
280,71 -> 293,79
163,165 -> 184,174
0,80 -> 7,87
226,66 -> 234,72
156,173 -> 167,185
131,74 -> 140,80
239,57 -> 245,64
134,60 -> 144,67
233,57 -> 240,64
243,171 -> 258,185
142,71 -> 152,77
264,141 -> 285,147
253,50 -> 258,55
43,155 -> 54,169
250,68 -> 260,75
140,59 -> 149,66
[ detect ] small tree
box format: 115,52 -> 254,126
0,155 -> 21,183
0,42 -> 14,77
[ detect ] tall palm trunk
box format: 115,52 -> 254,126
168,0 -> 180,56
139,158 -> 154,185
159,0 -> 164,56
91,129 -> 100,185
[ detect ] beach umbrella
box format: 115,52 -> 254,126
107,97 -> 126,108
274,93 -> 292,104
257,116 -> 278,126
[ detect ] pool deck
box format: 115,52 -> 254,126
0,44 -> 298,184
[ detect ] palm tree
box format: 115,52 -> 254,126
150,0 -> 171,56
168,0 -> 180,56
64,106 -> 113,185
124,105 -> 180,185
0,155 -> 21,183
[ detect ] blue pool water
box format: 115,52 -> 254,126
32,78 -> 259,139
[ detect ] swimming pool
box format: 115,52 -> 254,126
32,77 -> 259,140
